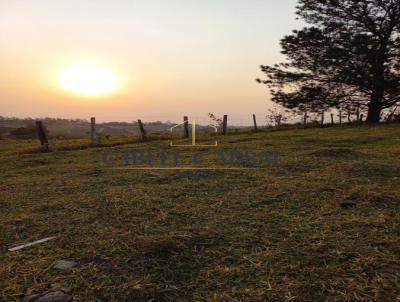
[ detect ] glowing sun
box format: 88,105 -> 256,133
59,64 -> 118,96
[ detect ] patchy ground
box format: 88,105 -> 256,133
1,125 -> 399,301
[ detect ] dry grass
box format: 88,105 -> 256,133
0,124 -> 399,301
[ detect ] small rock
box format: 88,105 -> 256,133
51,284 -> 71,294
340,200 -> 356,208
35,291 -> 72,302
53,260 -> 77,271
24,293 -> 41,302
24,290 -> 72,302
24,284 -> 71,302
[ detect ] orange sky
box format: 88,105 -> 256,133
0,0 -> 302,125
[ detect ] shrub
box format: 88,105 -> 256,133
10,123 -> 49,139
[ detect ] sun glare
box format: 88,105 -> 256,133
59,65 -> 118,96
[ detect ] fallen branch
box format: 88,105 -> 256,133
8,237 -> 56,252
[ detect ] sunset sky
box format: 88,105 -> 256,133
0,0 -> 302,124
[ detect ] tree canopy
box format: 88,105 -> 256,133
257,0 -> 400,123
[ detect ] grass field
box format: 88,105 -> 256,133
1,125 -> 399,301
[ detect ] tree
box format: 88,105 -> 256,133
208,113 -> 223,127
257,0 -> 400,123
265,105 -> 292,126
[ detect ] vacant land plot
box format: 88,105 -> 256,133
1,125 -> 399,301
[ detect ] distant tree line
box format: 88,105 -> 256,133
0,116 -> 89,125
0,116 -> 179,139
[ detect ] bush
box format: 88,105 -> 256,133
10,123 -> 48,139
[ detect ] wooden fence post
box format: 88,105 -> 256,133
347,110 -> 351,123
90,117 -> 97,146
138,119 -> 147,141
320,111 -> 325,125
339,110 -> 342,125
35,121 -> 49,152
331,113 -> 334,125
276,114 -> 282,127
360,114 -> 364,124
222,115 -> 228,134
303,111 -> 308,126
183,116 -> 189,138
252,114 -> 258,131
